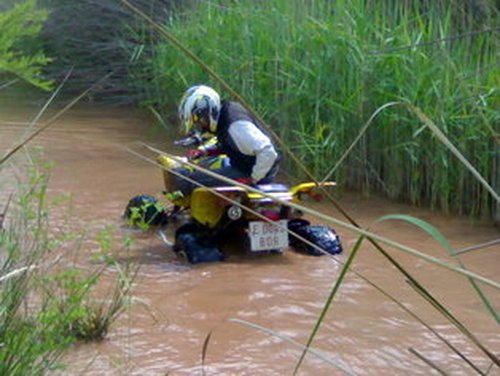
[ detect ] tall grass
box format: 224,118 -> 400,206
0,155 -> 133,374
131,0 -> 499,219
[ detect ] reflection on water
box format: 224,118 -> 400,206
1,104 -> 499,375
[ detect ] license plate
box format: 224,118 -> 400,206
248,220 -> 288,252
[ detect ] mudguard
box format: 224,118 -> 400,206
290,182 -> 336,202
288,219 -> 342,256
191,186 -> 246,228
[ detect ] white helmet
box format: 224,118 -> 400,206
178,85 -> 221,134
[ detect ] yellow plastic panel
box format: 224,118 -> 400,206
191,187 -> 246,228
290,181 -> 336,201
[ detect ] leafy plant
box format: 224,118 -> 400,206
0,0 -> 52,90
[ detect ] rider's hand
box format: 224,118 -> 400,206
205,147 -> 222,156
186,149 -> 205,160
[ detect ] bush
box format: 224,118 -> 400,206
0,160 -> 133,374
0,0 -> 52,90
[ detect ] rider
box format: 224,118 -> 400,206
171,84 -> 280,196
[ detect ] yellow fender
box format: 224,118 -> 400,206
290,181 -> 336,202
191,186 -> 247,228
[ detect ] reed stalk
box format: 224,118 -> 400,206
133,144 -> 500,369
0,72 -> 113,167
293,235 -> 364,374
0,75 -> 135,373
0,161 -> 135,373
129,0 -> 498,219
116,0 -> 499,372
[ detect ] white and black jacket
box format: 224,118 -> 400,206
216,101 -> 279,182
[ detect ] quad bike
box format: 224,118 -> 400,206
124,135 -> 342,264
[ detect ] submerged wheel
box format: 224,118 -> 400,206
288,219 -> 342,256
174,224 -> 223,264
124,194 -> 167,227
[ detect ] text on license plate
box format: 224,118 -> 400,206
248,220 -> 288,251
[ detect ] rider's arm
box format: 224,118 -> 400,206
228,120 -> 278,182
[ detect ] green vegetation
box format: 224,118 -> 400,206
0,2 -> 497,373
0,0 -> 52,90
292,213 -> 499,373
37,0 -> 176,103
11,0 -> 496,219
228,211 -> 499,374
0,4 -> 135,370
131,0 -> 499,219
0,161 -> 134,374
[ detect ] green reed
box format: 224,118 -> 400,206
133,0 -> 499,219
118,1 -> 500,370
0,77 -> 135,372
0,160 -> 135,374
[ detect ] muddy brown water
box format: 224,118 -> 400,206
1,103 -> 499,375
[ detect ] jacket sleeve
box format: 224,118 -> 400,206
228,120 -> 278,182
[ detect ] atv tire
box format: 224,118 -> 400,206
174,224 -> 223,264
124,194 -> 167,226
288,219 -> 342,256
